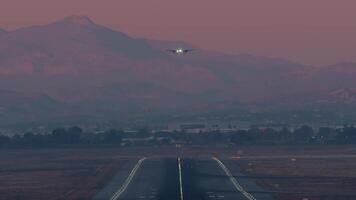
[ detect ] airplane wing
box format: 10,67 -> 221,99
183,49 -> 194,53
166,49 -> 177,53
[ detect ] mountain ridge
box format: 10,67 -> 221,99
0,16 -> 355,125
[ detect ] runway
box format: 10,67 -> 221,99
96,157 -> 273,200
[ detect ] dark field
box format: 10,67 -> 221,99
225,145 -> 356,200
232,158 -> 356,200
0,149 -> 130,200
0,145 -> 356,200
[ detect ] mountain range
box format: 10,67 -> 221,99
0,16 -> 355,126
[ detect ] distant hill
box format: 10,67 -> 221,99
0,28 -> 6,33
0,16 -> 355,125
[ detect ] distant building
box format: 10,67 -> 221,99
180,123 -> 206,133
250,123 -> 288,131
121,136 -> 155,146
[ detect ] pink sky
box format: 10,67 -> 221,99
1,0 -> 356,65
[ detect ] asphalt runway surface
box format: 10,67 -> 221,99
95,157 -> 272,200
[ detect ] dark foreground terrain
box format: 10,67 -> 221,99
0,149 -> 130,200
1,145 -> 356,200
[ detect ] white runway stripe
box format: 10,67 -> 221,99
213,157 -> 257,200
110,157 -> 146,200
178,157 -> 184,200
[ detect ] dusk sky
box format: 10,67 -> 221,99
1,0 -> 356,65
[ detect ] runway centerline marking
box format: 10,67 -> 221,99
110,157 -> 147,200
178,157 -> 184,200
213,157 -> 257,200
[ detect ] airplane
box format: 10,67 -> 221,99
166,48 -> 194,55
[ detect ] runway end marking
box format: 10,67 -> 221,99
213,157 -> 257,200
110,157 -> 147,200
178,157 -> 184,200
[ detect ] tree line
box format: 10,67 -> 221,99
0,126 -> 123,148
0,125 -> 356,149
229,125 -> 356,145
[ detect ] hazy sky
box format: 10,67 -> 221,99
1,0 -> 356,65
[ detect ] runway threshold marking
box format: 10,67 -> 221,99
110,157 -> 147,200
213,157 -> 257,200
178,157 -> 184,200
